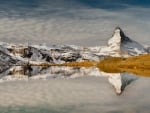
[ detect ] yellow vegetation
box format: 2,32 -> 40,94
31,54 -> 150,77
97,54 -> 150,77
58,60 -> 97,67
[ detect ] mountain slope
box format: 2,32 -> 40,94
109,27 -> 148,55
0,27 -> 148,94
0,27 -> 148,65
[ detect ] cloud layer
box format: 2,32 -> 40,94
0,0 -> 149,46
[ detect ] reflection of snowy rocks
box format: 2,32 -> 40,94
0,65 -> 138,94
108,74 -> 122,95
0,27 -> 148,94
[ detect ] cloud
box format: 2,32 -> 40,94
0,0 -> 149,46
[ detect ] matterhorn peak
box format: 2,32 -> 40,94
108,27 -> 148,55
107,26 -> 122,51
108,26 -> 131,46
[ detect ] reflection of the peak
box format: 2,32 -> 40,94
0,54 -> 149,95
0,65 -> 138,95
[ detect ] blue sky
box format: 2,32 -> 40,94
0,0 -> 150,17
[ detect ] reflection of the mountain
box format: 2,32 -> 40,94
0,52 -> 150,95
0,65 -> 138,95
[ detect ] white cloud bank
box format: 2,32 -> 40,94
0,1 -> 149,46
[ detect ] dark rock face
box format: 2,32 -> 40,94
0,50 -> 18,66
23,46 -> 82,63
116,27 -> 132,44
115,27 -> 148,55
23,46 -> 54,63
147,47 -> 150,53
0,48 -> 20,78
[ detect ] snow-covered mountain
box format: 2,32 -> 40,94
100,27 -> 148,56
0,27 -> 148,94
0,27 -> 148,65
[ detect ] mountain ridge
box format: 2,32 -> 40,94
0,27 -> 148,65
0,27 -> 148,94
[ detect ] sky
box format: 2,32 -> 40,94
0,0 -> 150,46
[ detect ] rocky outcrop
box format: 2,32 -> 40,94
0,27 -> 148,65
113,27 -> 147,55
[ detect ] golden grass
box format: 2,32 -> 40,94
30,54 -> 150,77
97,54 -> 150,77
58,60 -> 97,67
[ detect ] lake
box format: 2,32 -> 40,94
0,0 -> 150,113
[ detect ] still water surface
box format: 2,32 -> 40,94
0,0 -> 150,113
0,65 -> 150,113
